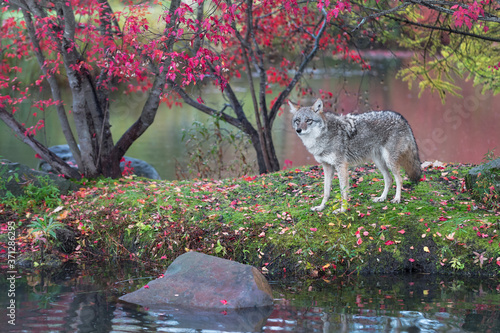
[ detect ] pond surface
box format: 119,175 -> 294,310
1,265 -> 499,332
1,56 -> 499,180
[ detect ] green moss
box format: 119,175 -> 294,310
5,163 -> 500,278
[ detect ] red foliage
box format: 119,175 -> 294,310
0,0 -> 372,177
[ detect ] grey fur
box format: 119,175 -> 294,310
290,99 -> 421,213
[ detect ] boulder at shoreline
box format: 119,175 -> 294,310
119,251 -> 273,309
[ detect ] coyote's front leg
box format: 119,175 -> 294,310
335,162 -> 349,213
312,163 -> 341,212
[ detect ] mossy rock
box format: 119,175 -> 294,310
0,159 -> 79,198
17,253 -> 63,269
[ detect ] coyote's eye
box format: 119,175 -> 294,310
306,119 -> 313,125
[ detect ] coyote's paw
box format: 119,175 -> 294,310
311,205 -> 325,212
390,197 -> 401,204
372,196 -> 387,203
332,207 -> 346,214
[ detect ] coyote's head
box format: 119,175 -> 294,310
289,99 -> 325,136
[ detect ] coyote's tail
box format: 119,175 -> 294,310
401,135 -> 422,184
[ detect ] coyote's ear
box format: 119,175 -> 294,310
312,99 -> 323,113
288,100 -> 297,114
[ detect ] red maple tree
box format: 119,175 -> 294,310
2,0 -> 496,179
0,0 -> 365,178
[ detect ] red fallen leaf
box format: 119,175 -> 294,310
385,240 -> 395,246
144,285 -> 149,289
244,175 -> 256,182
220,299 -> 228,305
398,229 -> 405,234
409,258 -> 415,262
357,238 -> 363,245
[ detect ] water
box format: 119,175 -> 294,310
1,57 -> 499,180
1,268 -> 499,332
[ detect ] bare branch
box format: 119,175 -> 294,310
0,107 -> 82,179
391,15 -> 500,42
269,8 -> 329,125
352,2 -> 412,31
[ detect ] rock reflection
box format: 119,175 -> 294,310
115,303 -> 273,332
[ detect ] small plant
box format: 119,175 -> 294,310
214,240 -> 227,256
450,257 -> 465,270
483,149 -> 497,163
474,171 -> 499,211
176,116 -> 256,180
23,176 -> 62,208
467,151 -> 499,211
28,216 -> 65,262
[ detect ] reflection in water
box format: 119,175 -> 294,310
1,270 -> 499,332
115,303 -> 273,332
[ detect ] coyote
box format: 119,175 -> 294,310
289,99 -> 421,213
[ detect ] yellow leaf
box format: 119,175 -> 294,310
424,246 -> 430,253
57,210 -> 69,220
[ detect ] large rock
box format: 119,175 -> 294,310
38,144 -> 161,179
119,251 -> 273,309
0,159 -> 78,197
